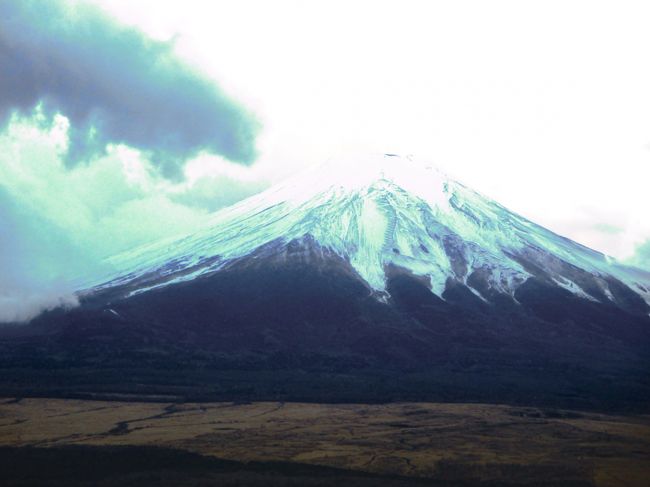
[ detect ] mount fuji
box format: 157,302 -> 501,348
85,153 -> 650,308
2,154 -> 649,410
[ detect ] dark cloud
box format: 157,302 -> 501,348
0,0 -> 259,178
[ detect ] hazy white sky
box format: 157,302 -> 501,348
92,0 -> 650,262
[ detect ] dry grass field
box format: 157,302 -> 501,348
1,398 -> 649,486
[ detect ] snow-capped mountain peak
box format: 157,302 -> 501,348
84,153 -> 650,311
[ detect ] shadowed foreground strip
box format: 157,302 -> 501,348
0,445 -> 442,487
1,398 -> 648,486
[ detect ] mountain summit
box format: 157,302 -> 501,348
88,153 -> 650,312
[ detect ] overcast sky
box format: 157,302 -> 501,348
1,0 -> 649,320
96,0 -> 650,259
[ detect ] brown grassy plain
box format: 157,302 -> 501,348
1,398 -> 648,486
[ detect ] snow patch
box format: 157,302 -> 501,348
552,277 -> 599,302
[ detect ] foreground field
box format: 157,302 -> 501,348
1,398 -> 649,486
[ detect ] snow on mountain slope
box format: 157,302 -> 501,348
83,154 -> 650,308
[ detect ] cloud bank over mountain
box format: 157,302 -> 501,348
0,112 -> 267,322
0,0 -> 267,321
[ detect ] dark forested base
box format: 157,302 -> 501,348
1,244 -> 649,413
0,364 -> 648,413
